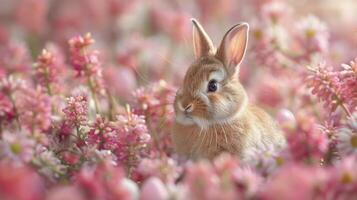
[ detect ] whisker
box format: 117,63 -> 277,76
220,123 -> 228,145
213,125 -> 218,150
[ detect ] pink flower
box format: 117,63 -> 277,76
307,63 -> 351,115
132,81 -> 176,153
87,115 -> 118,150
134,157 -> 181,184
0,162 -> 45,200
68,33 -> 101,78
75,161 -> 132,200
114,106 -> 150,169
68,33 -> 104,112
259,164 -> 329,200
184,161 -> 222,200
102,65 -> 137,100
16,86 -> 52,132
0,76 -> 25,96
46,186 -> 86,200
34,49 -> 62,95
87,108 -> 150,170
233,168 -> 263,199
140,177 -> 169,200
62,94 -> 88,129
340,59 -> 357,112
253,76 -> 285,108
0,93 -> 14,122
287,113 -> 329,162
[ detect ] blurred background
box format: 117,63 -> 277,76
0,1 -> 357,199
0,0 -> 357,116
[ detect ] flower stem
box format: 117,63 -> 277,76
8,93 -> 21,130
339,102 -> 352,118
87,77 -> 100,113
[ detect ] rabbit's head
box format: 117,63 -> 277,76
174,19 -> 249,128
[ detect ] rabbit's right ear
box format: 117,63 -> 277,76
216,23 -> 249,75
192,19 -> 215,59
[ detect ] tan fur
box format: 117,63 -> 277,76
172,19 -> 286,161
173,105 -> 285,160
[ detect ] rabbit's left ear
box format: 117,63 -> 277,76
216,23 -> 249,75
192,18 -> 215,59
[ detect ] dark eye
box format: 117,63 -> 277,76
207,80 -> 218,92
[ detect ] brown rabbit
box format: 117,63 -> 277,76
172,19 -> 286,161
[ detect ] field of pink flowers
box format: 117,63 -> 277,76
0,0 -> 356,199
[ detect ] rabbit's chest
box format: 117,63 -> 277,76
190,124 -> 248,159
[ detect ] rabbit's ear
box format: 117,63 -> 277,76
192,18 -> 215,59
216,23 -> 249,75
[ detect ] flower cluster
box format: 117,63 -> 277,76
34,47 -> 63,95
132,80 -> 176,154
307,61 -> 357,116
0,0 -> 356,199
87,107 -> 151,173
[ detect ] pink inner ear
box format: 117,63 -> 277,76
215,23 -> 249,74
192,19 -> 215,59
193,27 -> 202,59
227,28 -> 247,67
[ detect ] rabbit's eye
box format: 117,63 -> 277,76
207,80 -> 218,92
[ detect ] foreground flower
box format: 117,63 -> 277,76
329,156 -> 357,199
87,106 -> 150,172
259,164 -> 329,200
140,177 -> 169,200
114,106 -> 150,171
183,154 -> 243,200
132,80 -> 176,153
134,157 -> 181,184
0,162 -> 45,200
75,161 -> 134,200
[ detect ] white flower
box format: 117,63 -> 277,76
337,113 -> 357,156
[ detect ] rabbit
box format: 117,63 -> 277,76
172,19 -> 286,161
